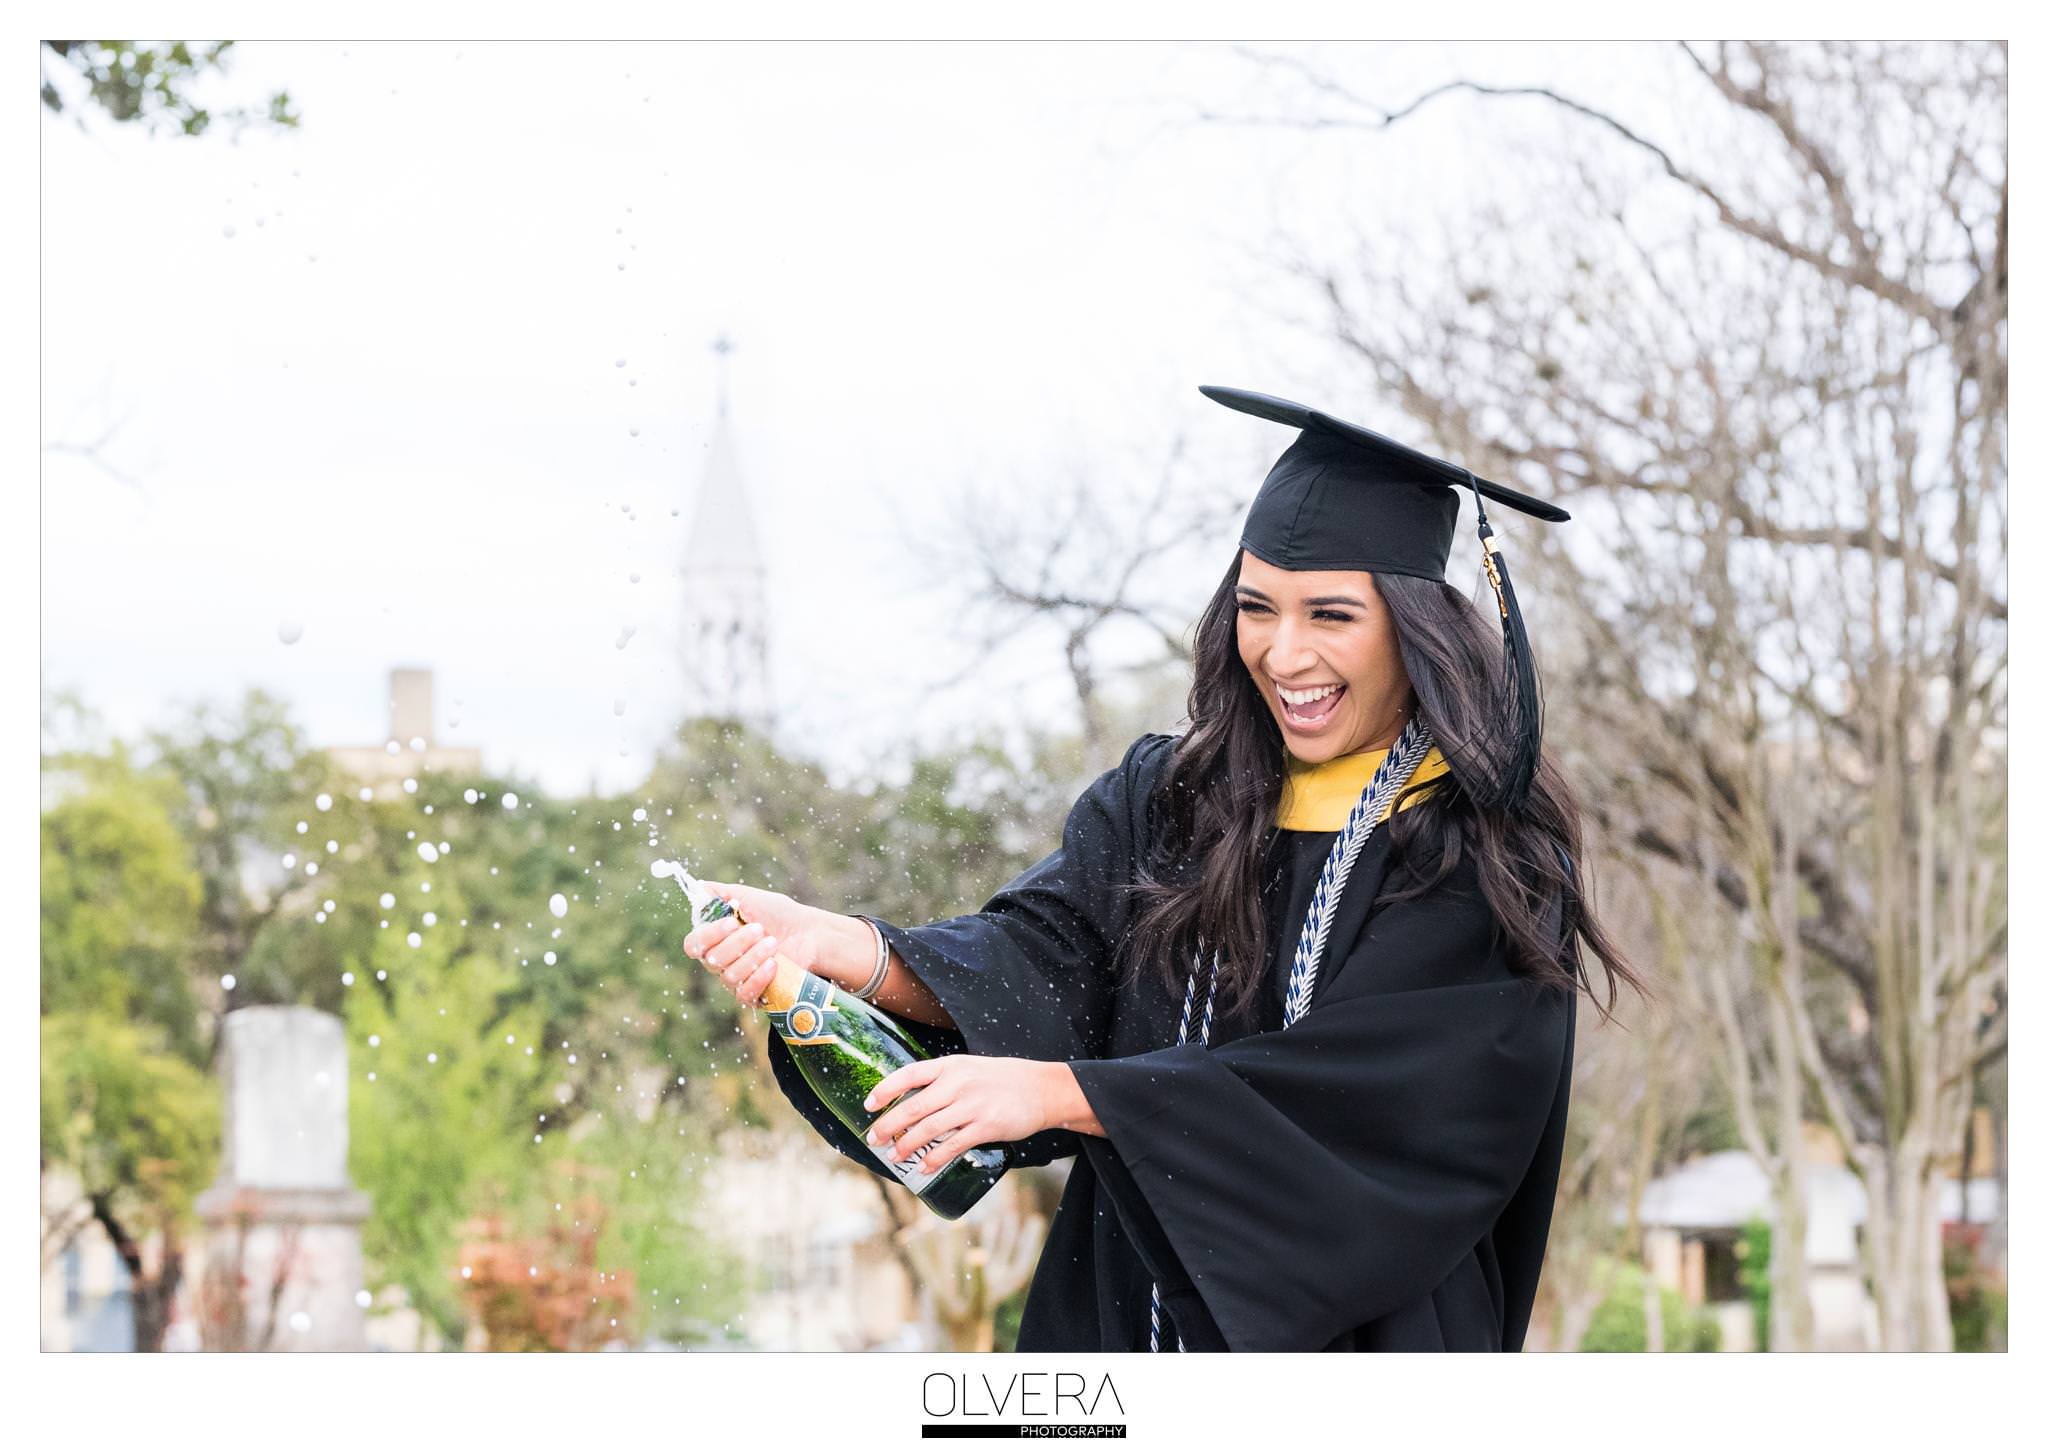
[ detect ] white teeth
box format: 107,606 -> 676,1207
1277,683 -> 1342,706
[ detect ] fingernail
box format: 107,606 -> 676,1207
863,1096 -> 876,1110
865,1130 -> 878,1143
762,937 -> 777,950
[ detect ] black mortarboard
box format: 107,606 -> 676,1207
1201,384 -> 1570,810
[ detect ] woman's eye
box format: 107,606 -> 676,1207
1237,600 -> 1353,622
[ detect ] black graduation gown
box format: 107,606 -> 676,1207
764,731 -> 1577,1352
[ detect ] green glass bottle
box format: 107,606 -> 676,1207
662,863 -> 1009,1220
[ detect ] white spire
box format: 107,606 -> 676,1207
677,333 -> 773,729
684,405 -> 765,567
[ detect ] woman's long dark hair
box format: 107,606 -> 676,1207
1120,551 -> 1646,1031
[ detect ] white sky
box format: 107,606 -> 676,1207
41,38 -> 1687,794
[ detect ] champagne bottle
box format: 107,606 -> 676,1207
659,862 -> 1008,1220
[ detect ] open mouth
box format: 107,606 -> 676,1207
1276,682 -> 1346,730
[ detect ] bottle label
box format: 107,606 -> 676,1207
769,969 -> 954,1195
867,1094 -> 951,1196
768,972 -> 842,1049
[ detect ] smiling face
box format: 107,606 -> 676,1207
1234,549 -> 1416,765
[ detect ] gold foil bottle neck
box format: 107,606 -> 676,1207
759,956 -> 806,1014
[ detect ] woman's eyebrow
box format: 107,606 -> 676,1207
1235,586 -> 1366,609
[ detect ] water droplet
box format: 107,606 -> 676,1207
549,893 -> 569,919
354,1290 -> 373,1309
221,973 -> 237,990
463,788 -> 478,804
277,620 -> 303,644
379,892 -> 396,909
385,740 -> 401,756
402,778 -> 418,794
358,787 -> 374,802
501,792 -> 520,810
407,932 -> 422,948
628,572 -> 641,584
615,357 -> 626,368
289,1312 -> 312,1333
341,971 -> 354,985
614,626 -> 637,651
315,793 -> 333,811
417,842 -> 439,863
632,807 -> 647,823
543,950 -> 558,965
613,698 -> 627,716
281,853 -> 297,869
628,427 -> 640,438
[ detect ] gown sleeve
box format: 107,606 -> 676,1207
764,731 -> 1179,1177
1067,853 -> 1575,1352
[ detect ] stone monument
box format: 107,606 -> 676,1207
195,1007 -> 372,1350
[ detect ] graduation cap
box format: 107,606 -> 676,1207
1201,384 -> 1570,810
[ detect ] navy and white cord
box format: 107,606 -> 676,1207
1146,717 -> 1437,1352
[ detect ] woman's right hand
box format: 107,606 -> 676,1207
680,880 -> 864,1007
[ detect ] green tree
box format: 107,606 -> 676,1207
344,916 -> 552,1346
144,688 -> 344,1037
41,41 -> 297,136
40,1012 -> 220,1351
40,749 -> 220,1353
527,1107 -> 751,1346
1737,1217 -> 1773,1352
41,749 -> 205,1060
1579,1259 -> 1724,1353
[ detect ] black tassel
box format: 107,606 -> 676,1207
1476,514 -> 1543,813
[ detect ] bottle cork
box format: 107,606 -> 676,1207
664,861 -> 816,1015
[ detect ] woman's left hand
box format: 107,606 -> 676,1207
862,1055 -> 1066,1175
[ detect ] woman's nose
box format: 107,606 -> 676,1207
1270,621 -> 1318,676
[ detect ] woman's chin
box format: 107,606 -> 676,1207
1272,710 -> 1352,762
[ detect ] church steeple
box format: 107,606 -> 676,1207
678,332 -> 773,730
711,331 -> 734,420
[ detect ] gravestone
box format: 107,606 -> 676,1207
195,1007 -> 371,1350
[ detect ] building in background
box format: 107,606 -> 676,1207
698,1129 -> 928,1350
40,1168 -> 138,1351
325,666 -> 483,799
1630,1118 -> 2001,1350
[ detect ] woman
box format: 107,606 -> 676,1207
682,386 -> 1644,1352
